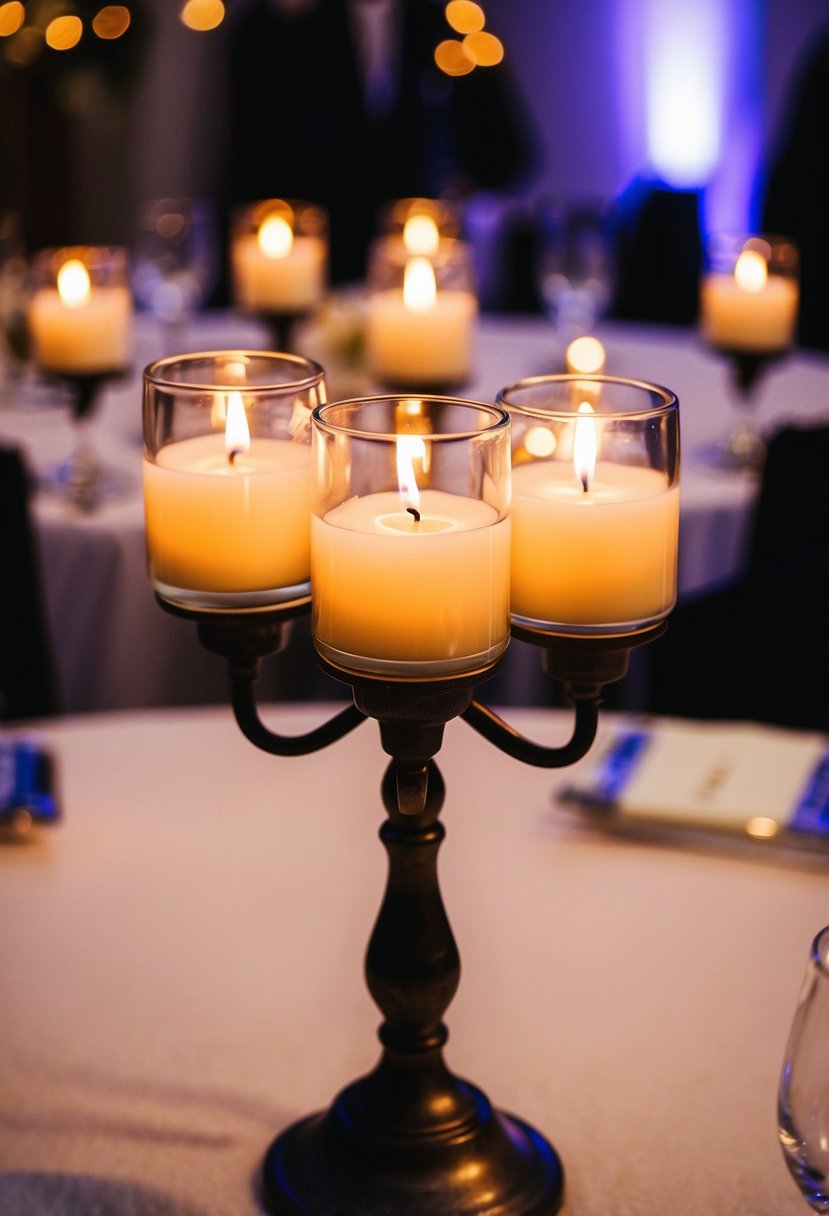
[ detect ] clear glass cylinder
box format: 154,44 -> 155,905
28,245 -> 133,377
230,198 -> 328,317
364,235 -> 478,391
779,924 -> 829,1211
699,231 -> 800,356
497,373 -> 680,636
311,395 -> 511,679
143,350 -> 326,612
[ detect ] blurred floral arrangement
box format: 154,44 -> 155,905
295,287 -> 372,402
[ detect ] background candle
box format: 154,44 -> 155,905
311,490 -> 509,676
232,230 -> 327,313
700,239 -> 799,353
365,289 -> 476,386
29,257 -> 132,374
144,434 -> 311,594
510,460 -> 679,629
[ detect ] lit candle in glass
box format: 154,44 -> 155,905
143,350 -> 325,612
364,232 -> 477,390
311,396 -> 511,679
500,374 -> 680,635
231,198 -> 328,315
700,235 -> 799,354
28,246 -> 133,375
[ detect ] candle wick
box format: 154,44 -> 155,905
228,448 -> 243,465
581,475 -> 589,494
406,505 -> 421,523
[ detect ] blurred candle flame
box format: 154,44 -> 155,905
403,256 -> 436,312
259,214 -> 293,259
57,259 -> 91,308
573,401 -> 597,491
734,249 -> 767,293
403,214 -> 440,256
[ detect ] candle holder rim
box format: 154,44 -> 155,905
496,372 -> 678,421
142,349 -> 326,393
31,244 -> 129,272
312,394 -> 509,441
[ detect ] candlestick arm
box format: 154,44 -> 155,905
230,676 -> 367,756
461,696 -> 599,768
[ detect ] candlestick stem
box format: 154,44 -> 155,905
260,678 -> 565,1215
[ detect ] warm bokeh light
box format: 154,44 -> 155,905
565,335 -> 607,375
0,2 -> 24,37
445,0 -> 484,34
524,426 -> 557,458
746,816 -> 779,840
180,0 -> 224,32
258,214 -> 293,259
434,38 -> 474,77
403,214 -> 440,257
57,259 -> 92,307
734,248 -> 768,293
46,14 -> 83,51
92,5 -> 131,39
403,257 -> 437,312
463,30 -> 503,67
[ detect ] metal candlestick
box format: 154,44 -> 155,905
164,598 -> 664,1215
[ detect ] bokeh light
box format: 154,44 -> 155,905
92,5 -> 131,39
462,30 -> 503,67
46,15 -> 83,51
180,0 -> 225,32
0,2 -> 24,37
434,38 -> 474,77
445,1 -> 484,35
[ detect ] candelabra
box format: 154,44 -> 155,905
144,365 -> 679,1215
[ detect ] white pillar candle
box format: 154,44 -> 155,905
232,215 -> 326,313
365,256 -> 477,386
311,489 -> 510,676
510,460 -> 679,629
143,393 -> 311,597
29,258 -> 132,374
700,250 -> 799,352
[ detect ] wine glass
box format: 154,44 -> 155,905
132,197 -> 218,355
699,231 -> 799,472
28,245 -> 134,511
779,923 -> 829,1211
534,197 -> 615,353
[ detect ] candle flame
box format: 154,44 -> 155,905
258,214 -> 293,259
403,256 -> 436,312
403,214 -> 440,256
396,434 -> 426,514
734,249 -> 767,293
57,258 -> 91,308
573,401 -> 597,491
224,391 -> 250,457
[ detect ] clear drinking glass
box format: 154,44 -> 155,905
143,350 -> 326,613
132,197 -> 219,355
534,198 -> 616,350
779,924 -> 829,1211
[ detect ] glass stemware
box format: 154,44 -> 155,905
131,197 -> 219,355
28,245 -> 134,511
779,923 -> 829,1211
699,231 -> 799,473
534,197 -> 616,353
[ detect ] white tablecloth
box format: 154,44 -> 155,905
0,702 -> 822,1215
2,311 -> 828,713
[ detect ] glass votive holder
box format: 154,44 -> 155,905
143,350 -> 326,613
28,245 -> 133,377
378,196 -> 462,248
230,198 -> 328,319
364,235 -> 478,392
699,231 -> 799,357
498,373 -> 680,637
310,395 -> 511,680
